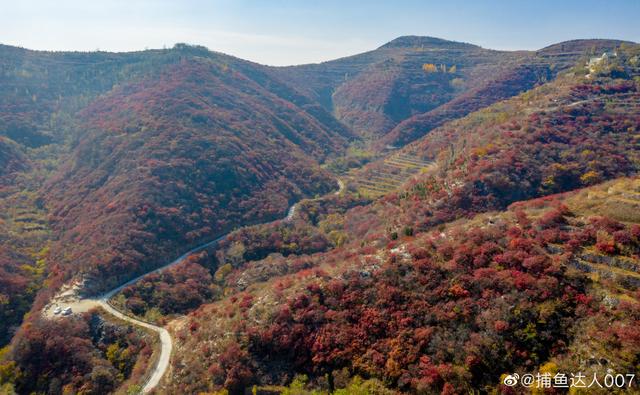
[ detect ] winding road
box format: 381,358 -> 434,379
46,178 -> 345,393
98,299 -> 172,393
284,179 -> 344,221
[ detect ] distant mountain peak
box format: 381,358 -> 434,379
378,35 -> 479,50
537,38 -> 634,55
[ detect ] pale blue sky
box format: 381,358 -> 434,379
1,0 -> 639,66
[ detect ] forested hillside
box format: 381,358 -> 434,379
166,176 -> 640,393
44,55 -> 351,294
0,37 -> 638,394
378,38 -> 632,147
0,43 -> 353,348
160,43 -> 640,394
276,37 -> 628,143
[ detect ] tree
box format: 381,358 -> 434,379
422,63 -> 438,73
89,365 -> 117,394
226,241 -> 246,266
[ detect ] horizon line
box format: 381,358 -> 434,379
0,35 -> 636,67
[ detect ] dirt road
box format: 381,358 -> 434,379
44,177 -> 345,393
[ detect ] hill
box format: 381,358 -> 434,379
43,54 -> 352,294
165,176 -> 639,393
0,37 -> 638,394
276,37 -> 629,143
354,42 -> 639,226
157,43 -> 640,394
0,43 -> 354,346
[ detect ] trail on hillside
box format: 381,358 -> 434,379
44,178 -> 345,393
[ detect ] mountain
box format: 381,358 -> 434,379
356,43 -> 639,229
379,38 -> 634,148
0,43 -> 355,346
159,42 -> 639,394
43,53 -> 353,294
276,36 -> 628,143
0,37 -> 638,394
169,177 -> 640,394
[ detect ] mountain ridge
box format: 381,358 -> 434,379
2,36 -> 636,63
0,35 -> 638,395
378,35 -> 480,50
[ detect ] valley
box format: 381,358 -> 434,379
41,177 -> 345,393
0,35 -> 638,394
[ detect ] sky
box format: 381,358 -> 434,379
1,0 -> 639,66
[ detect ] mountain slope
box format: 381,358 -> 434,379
0,37 -> 638,394
354,43 -> 639,233
378,62 -> 552,148
167,176 -> 640,394
161,43 -> 640,394
0,137 -> 27,182
380,39 -> 635,148
41,54 -> 352,293
277,37 -> 630,144
0,44 -> 355,345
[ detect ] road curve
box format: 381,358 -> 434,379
285,178 -> 344,222
335,179 -> 345,194
78,177 -> 345,393
96,299 -> 172,393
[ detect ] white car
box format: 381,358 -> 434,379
53,307 -> 61,315
62,307 -> 72,316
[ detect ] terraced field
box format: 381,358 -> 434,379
549,178 -> 640,291
570,251 -> 640,290
351,152 -> 435,197
7,195 -> 48,235
0,189 -> 49,254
